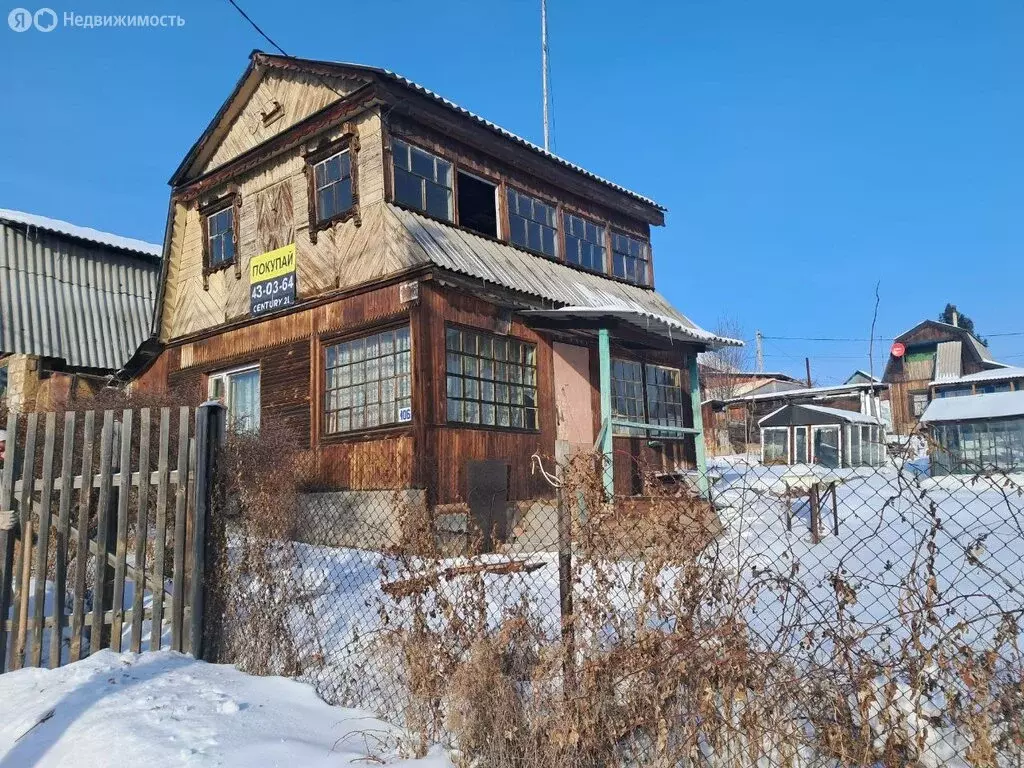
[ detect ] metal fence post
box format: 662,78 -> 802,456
190,401 -> 226,660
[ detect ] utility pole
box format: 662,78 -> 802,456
755,330 -> 764,373
805,357 -> 812,388
541,0 -> 551,151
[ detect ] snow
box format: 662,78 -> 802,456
920,389 -> 1024,422
930,365 -> 1024,386
796,403 -> 883,423
0,650 -> 453,767
0,208 -> 161,257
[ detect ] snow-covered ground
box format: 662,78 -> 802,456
0,650 -> 452,767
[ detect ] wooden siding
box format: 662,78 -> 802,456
416,282 -> 555,505
200,70 -> 362,175
162,109 -> 397,342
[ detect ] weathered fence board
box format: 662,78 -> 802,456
0,405 -> 221,674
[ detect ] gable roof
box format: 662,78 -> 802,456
173,52 -> 664,216
894,319 -> 996,364
759,403 -> 882,428
0,212 -> 160,370
844,370 -> 880,384
389,205 -> 733,348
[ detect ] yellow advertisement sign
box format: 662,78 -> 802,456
249,243 -> 296,283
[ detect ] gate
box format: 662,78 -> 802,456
0,403 -> 224,672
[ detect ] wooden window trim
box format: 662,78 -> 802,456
561,208 -> 610,277
199,190 -> 241,287
443,321 -> 540,434
388,135 -> 459,225
610,228 -> 653,287
504,185 -> 561,262
303,130 -> 360,245
318,319 -> 414,441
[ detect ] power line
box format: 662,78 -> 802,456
225,0 -> 287,55
757,332 -> 1024,343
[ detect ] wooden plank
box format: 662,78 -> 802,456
130,409 -> 152,653
171,407 -> 190,652
30,413 -> 57,668
90,411 -> 116,656
150,409 -> 171,652
8,412 -> 39,671
4,605 -> 156,632
70,411 -> 95,663
50,412 -> 76,669
110,410 -> 134,652
0,412 -> 19,671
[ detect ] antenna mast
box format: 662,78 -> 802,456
541,0 -> 551,150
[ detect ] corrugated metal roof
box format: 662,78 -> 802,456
0,209 -> 161,257
522,307 -> 741,349
253,55 -> 664,211
707,380 -> 886,406
894,320 -> 997,364
389,205 -> 724,344
0,219 -> 159,370
930,365 -> 1024,387
921,391 -> 1024,424
934,340 -> 963,381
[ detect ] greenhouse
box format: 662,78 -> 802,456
920,391 -> 1024,475
758,403 -> 886,468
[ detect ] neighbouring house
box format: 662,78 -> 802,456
930,365 -> 1024,399
702,380 -> 887,456
127,52 -> 739,529
882,320 -> 1006,435
699,363 -> 804,401
845,370 -> 880,386
0,209 -> 161,412
920,390 -> 1024,476
759,404 -> 886,468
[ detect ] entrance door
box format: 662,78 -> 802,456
552,342 -> 594,455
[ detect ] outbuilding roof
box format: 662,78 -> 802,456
0,212 -> 160,370
930,366 -> 1024,388
759,403 -> 883,428
920,391 -> 1024,424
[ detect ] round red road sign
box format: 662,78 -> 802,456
891,342 -> 906,358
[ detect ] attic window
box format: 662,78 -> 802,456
313,150 -> 353,224
204,205 -> 236,271
611,232 -> 650,285
392,139 -> 453,221
507,188 -> 557,258
456,171 -> 497,238
563,212 -> 606,273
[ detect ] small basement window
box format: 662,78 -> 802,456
456,171 -> 497,238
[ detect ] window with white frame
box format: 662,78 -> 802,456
910,391 -> 930,418
563,212 -> 606,272
507,188 -> 557,258
205,206 -> 235,269
208,365 -> 260,432
392,139 -> 453,221
794,426 -> 808,463
446,327 -> 537,429
813,426 -> 840,468
611,232 -> 650,285
313,150 -> 353,224
762,427 -> 789,465
324,326 -> 412,434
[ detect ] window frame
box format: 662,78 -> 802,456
761,426 -> 790,465
320,322 -> 414,439
610,356 -> 688,439
304,134 -> 360,244
562,210 -> 608,274
909,390 -> 930,419
207,363 -> 261,432
444,323 -> 539,433
199,192 -> 240,279
610,230 -> 651,286
390,136 -> 455,223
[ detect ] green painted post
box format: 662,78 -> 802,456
688,352 -> 710,497
598,328 -> 614,498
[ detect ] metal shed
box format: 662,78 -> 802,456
758,404 -> 886,468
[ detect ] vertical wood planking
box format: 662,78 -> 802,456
110,410 -> 134,652
50,412 -> 76,669
0,412 -> 18,670
9,412 -> 39,671
30,413 -> 57,667
171,407 -> 190,652
130,409 -> 152,653
70,411 -> 95,662
150,409 -> 171,652
90,411 -> 116,656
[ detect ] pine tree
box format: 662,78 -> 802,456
939,303 -> 987,346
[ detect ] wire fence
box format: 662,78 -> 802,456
209,430 -> 1024,767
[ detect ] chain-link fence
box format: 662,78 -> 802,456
209,430 -> 1024,767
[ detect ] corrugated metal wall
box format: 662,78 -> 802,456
0,221 -> 159,370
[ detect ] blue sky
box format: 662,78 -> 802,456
2,0 -> 1021,383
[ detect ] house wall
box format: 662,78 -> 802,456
1,354 -> 104,413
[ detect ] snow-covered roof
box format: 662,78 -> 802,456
799,404 -> 883,424
708,380 -> 886,405
920,391 -> 1024,424
0,209 -> 161,257
522,307 -> 742,350
930,366 -> 1024,387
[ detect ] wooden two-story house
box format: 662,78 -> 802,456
130,52 -> 739,511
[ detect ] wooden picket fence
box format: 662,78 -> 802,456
0,404 -> 224,672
